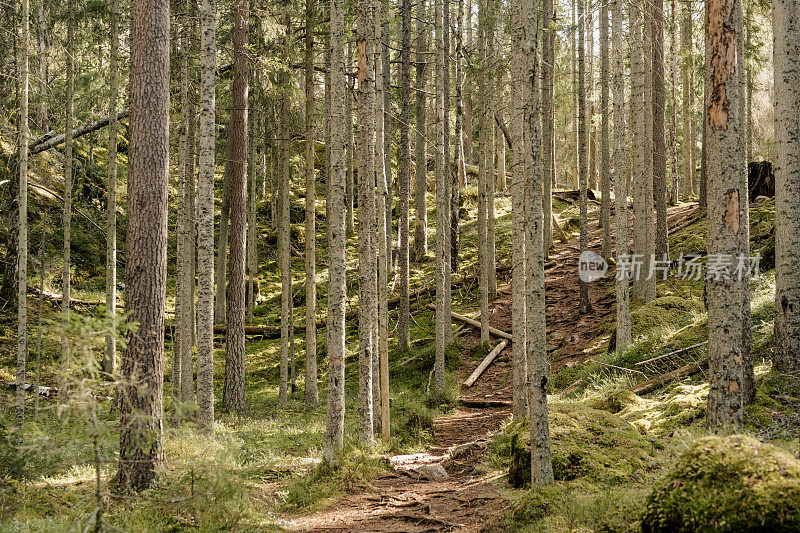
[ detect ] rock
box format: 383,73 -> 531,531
641,435 -> 800,532
414,464 -> 449,481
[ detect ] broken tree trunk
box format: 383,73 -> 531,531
464,339 -> 509,386
29,108 -> 131,154
427,304 -> 513,341
631,358 -> 708,395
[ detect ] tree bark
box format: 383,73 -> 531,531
196,0 -> 217,432
324,0 -> 347,466
357,0 -> 377,443
705,0 -> 748,429
434,0 -> 448,395
542,0 -> 554,257
612,0 -> 632,349
681,1 -> 695,200
214,125 -> 233,324
477,0 -> 489,344
118,0 -> 170,491
398,0 -> 412,353
578,0 -> 591,314
304,0 -> 319,406
773,0 -> 800,373
278,7 -> 292,407
600,0 -> 611,259
413,0 -> 429,260
223,0 -> 249,413
105,0 -> 119,375
453,0 -> 465,274
486,9 -> 497,300
652,0 -> 668,259
16,0 -> 30,442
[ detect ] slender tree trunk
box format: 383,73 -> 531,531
578,0 -> 591,314
477,2 -> 489,344
413,0 -> 429,260
745,0 -> 752,162
118,0 -> 169,491
434,0 -> 448,395
774,0 -> 800,374
105,0 -> 119,374
600,0 -> 611,259
644,2 -> 656,300
653,0 -> 668,259
247,94 -> 256,325
223,0 -> 249,413
16,0 -> 30,442
215,127 -> 232,324
453,0 -> 465,273
486,10 -> 497,300
196,0 -> 217,432
463,0 -> 474,167
542,0 -> 554,257
324,0 -> 347,465
681,0 -> 694,200
510,0 -> 527,420
571,0 -> 578,189
382,17 -> 393,262
345,42 -> 355,236
36,0 -> 48,132
443,0 -> 452,346
612,0 -> 631,349
375,0 -> 390,441
278,8 -> 291,407
357,0 -> 377,443
705,0 -> 748,429
398,0 -> 412,352
669,0 -> 679,204
521,0 -> 554,487
304,0 -> 319,405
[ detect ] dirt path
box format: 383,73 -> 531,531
288,203 -> 699,532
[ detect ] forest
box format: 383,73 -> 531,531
1,0 -> 799,528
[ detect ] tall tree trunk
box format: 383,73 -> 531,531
680,0 -> 694,200
443,0 -> 452,345
578,0 -> 591,314
477,1 -> 489,344
382,17 -> 393,262
652,0 -> 668,259
612,0 -> 631,349
486,8 -> 497,300
669,0 -> 679,204
345,42 -> 355,236
521,0 -> 554,487
509,0 -> 527,420
223,0 -> 249,413
453,0 -> 465,273
324,0 -> 347,465
36,0 -> 48,132
434,0 -> 448,395
60,0 -> 75,403
630,0 -> 655,302
16,0 -> 30,442
398,0 -> 412,352
643,2 -> 656,301
413,0 -> 428,260
600,0 -> 611,259
705,0 -> 748,429
247,93 -> 256,325
774,0 -> 800,374
463,0 -> 474,167
105,0 -> 119,374
745,0 -> 752,162
197,0 -> 217,433
542,0 -> 554,257
215,126 -> 233,324
304,0 -> 319,405
118,0 -> 169,491
571,0 -> 578,189
357,0 -> 377,443
375,0 -> 390,441
278,8 -> 291,407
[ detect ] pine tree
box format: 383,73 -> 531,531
118,0 -> 170,491
612,0 -> 632,349
578,0 -> 591,314
357,0 -> 377,443
223,0 -> 250,413
197,0 -> 217,432
413,0 -> 429,260
541,0 -> 555,257
278,6 -> 292,407
653,0 -> 668,259
599,0 -> 611,259
434,0 -> 448,395
16,0 -> 30,442
705,0 -> 748,429
324,0 -> 348,465
304,0 -> 319,405
681,0 -> 695,199
398,0 -> 412,353
477,0 -> 489,344
773,0 -> 800,373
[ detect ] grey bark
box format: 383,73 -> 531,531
774,0 -> 800,374
681,1 -> 695,199
578,0 -> 591,314
398,0 -> 412,353
542,0 -> 554,257
413,0 -> 429,260
434,0 -> 448,395
105,0 -> 119,374
305,0 -> 319,405
705,0 -> 748,429
279,7 -> 291,407
600,0 -> 611,259
477,2 -> 489,344
653,0 -> 668,260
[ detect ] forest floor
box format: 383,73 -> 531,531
288,204 -> 700,532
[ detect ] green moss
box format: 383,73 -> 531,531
642,435 -> 800,532
631,296 -> 704,337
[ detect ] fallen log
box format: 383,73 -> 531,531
552,213 -> 569,243
631,359 -> 708,396
427,304 -> 514,341
30,108 -> 131,155
634,341 -> 707,366
463,339 -> 509,387
459,398 -> 512,408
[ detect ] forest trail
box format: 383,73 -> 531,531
288,203 -> 699,532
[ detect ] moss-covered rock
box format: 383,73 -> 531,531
501,404 -> 657,487
631,296 -> 704,337
641,435 -> 800,532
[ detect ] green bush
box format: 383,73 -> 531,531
642,435 -> 800,532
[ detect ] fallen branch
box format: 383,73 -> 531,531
631,359 -> 708,395
464,339 -> 509,387
459,398 -> 513,408
427,304 -> 513,341
30,108 -> 131,155
634,341 -> 708,366
552,213 -> 569,243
